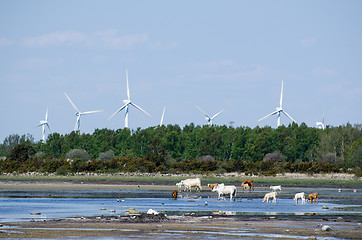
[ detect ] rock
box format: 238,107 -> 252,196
147,209 -> 159,215
336,217 -> 343,221
322,225 -> 332,231
126,208 -> 141,215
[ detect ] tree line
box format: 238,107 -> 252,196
0,123 -> 361,175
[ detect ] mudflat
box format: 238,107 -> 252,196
1,214 -> 361,239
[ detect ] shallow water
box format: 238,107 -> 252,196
0,187 -> 360,222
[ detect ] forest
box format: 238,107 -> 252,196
0,123 -> 361,176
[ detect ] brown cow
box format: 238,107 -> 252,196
241,179 -> 254,191
171,190 -> 178,200
307,192 -> 318,203
207,183 -> 219,191
241,183 -> 250,192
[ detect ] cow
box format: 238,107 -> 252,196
176,178 -> 202,192
293,192 -> 305,204
212,183 -> 237,202
307,192 -> 318,204
270,185 -> 282,191
207,183 -> 218,191
263,192 -> 277,203
171,190 -> 178,200
241,183 -> 250,192
241,179 -> 254,191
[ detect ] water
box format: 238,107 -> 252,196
0,187 -> 360,222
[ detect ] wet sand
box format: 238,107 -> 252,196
1,214 -> 361,239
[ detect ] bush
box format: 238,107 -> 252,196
66,149 -> 90,161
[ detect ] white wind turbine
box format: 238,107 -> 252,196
258,80 -> 297,127
64,92 -> 103,131
108,69 -> 152,128
316,117 -> 325,130
36,108 -> 51,142
160,106 -> 166,126
196,105 -> 224,126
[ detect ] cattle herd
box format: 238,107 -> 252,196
174,178 -> 319,204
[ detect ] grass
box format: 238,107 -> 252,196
0,173 -> 360,188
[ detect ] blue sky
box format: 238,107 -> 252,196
1,1 -> 361,142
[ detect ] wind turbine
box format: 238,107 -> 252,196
36,108 -> 51,142
258,80 -> 297,127
64,92 -> 103,131
316,117 -> 325,130
196,105 -> 224,126
108,69 -> 152,128
160,106 -> 166,126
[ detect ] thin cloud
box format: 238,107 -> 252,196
150,40 -> 178,50
22,31 -> 87,47
0,37 -> 12,46
16,58 -> 51,70
95,30 -> 149,49
313,66 -> 337,77
301,37 -> 317,47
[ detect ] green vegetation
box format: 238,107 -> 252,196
0,123 -> 361,176
0,174 -> 359,188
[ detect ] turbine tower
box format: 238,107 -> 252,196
196,105 -> 224,126
258,80 -> 297,127
64,92 -> 103,131
36,108 -> 51,142
108,69 -> 151,128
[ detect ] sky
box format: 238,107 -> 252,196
1,1 -> 362,142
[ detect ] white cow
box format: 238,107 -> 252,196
176,178 -> 202,192
212,183 -> 237,202
270,185 -> 282,191
263,191 -> 277,203
294,192 -> 305,204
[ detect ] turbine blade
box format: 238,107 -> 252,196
196,105 -> 210,118
211,109 -> 224,119
46,123 -> 52,133
64,92 -> 80,113
108,104 -> 128,120
81,110 -> 103,115
45,108 -> 48,121
282,110 -> 297,123
280,80 -> 283,108
160,106 -> 165,126
126,69 -> 130,100
130,102 -> 152,117
258,110 -> 279,122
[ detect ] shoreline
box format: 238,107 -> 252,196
0,174 -> 360,239
1,214 -> 361,239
